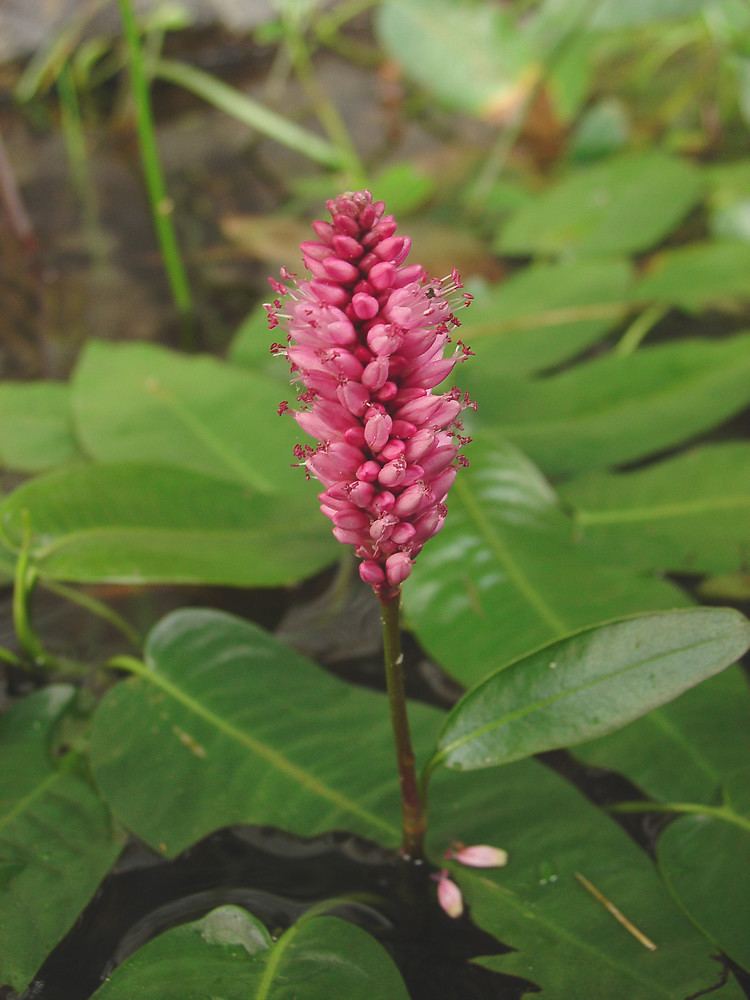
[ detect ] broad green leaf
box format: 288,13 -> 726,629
465,333 -> 750,475
658,770 -> 750,970
0,463 -> 334,587
0,687 -> 122,993
576,668 -> 750,803
569,99 -> 630,162
496,152 -> 703,257
376,0 -> 534,120
72,341 -> 299,493
433,608 -> 750,771
589,0 -> 706,28
93,905 -> 409,1000
405,436 -> 689,686
707,160 -> 750,242
89,609 -> 442,856
0,382 -> 80,472
634,242 -> 750,311
462,259 -> 631,375
560,444 -> 750,575
426,761 -> 744,1000
370,162 -> 436,216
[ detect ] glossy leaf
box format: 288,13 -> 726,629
462,259 -> 631,375
427,761 -> 744,1000
560,443 -> 750,575
497,152 -> 703,257
0,382 -> 80,472
376,0 -> 533,120
433,608 -> 750,771
465,333 -> 750,475
0,463 -> 335,587
404,435 -> 689,686
72,341 -> 299,493
658,766 -> 750,970
0,687 -> 122,993
634,242 -> 750,311
89,609 -> 442,856
576,668 -> 750,803
93,905 -> 410,1000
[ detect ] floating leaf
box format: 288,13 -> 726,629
560,443 -> 750,575
576,668 -> 750,803
0,382 -> 80,472
405,435 -> 689,686
90,609 -> 442,856
72,341 -> 298,493
634,242 -> 750,311
376,0 -> 535,120
658,769 -> 750,970
0,463 -> 334,587
427,761 -> 744,1000
0,687 -> 122,993
496,152 -> 703,257
433,608 -> 750,771
462,259 -> 630,375
465,333 -> 750,475
92,905 -> 410,1000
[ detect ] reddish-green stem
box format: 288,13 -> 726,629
379,591 -> 426,860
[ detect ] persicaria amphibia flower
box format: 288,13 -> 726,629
268,190 -> 474,599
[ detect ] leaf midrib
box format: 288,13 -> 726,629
454,477 -> 568,634
471,874 -> 679,997
128,661 -> 398,842
439,633 -> 726,763
497,345 -> 750,436
575,494 -> 750,526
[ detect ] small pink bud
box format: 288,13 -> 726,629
356,460 -> 381,482
369,260 -> 397,290
436,872 -> 464,919
352,292 -> 380,320
359,560 -> 385,586
364,411 -> 393,451
385,551 -> 413,586
323,257 -> 360,283
332,234 -> 363,259
450,844 -> 508,869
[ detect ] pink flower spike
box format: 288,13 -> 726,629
450,844 -> 509,869
269,190 -> 474,599
434,871 -> 464,919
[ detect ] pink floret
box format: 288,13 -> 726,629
270,190 -> 473,600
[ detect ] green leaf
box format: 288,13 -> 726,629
560,443 -> 750,575
89,609 -> 442,856
376,0 -> 534,119
496,152 -> 703,257
153,59 -> 344,169
0,687 -> 122,992
634,242 -> 750,311
589,0 -> 706,28
433,608 -> 750,771
0,382 -> 81,472
92,905 -> 409,1000
426,761 -> 744,1000
576,668 -> 750,803
405,435 -> 690,686
72,341 -> 299,493
569,99 -> 630,162
0,463 -> 335,587
658,771 -> 750,970
370,162 -> 436,217
462,259 -> 631,376
465,333 -> 750,475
